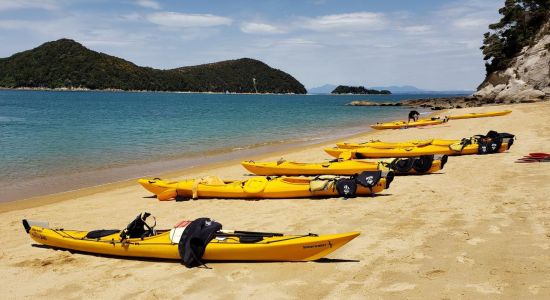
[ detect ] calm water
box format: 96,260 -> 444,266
0,90 -> 465,201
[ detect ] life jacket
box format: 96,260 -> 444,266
477,130 -> 503,154
178,218 -> 222,268
335,178 -> 357,198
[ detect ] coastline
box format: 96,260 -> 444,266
0,92 -> 420,203
0,86 -> 305,95
0,99 -> 531,209
0,101 -> 506,210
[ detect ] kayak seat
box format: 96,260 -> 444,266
243,177 -> 268,193
85,229 -> 120,239
239,236 -> 264,243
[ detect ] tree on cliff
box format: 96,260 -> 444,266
481,0 -> 550,74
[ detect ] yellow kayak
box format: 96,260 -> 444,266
325,142 -> 509,158
139,171 -> 393,201
370,118 -> 445,130
23,219 -> 359,262
241,156 -> 446,176
336,139 -> 457,150
447,110 -> 511,120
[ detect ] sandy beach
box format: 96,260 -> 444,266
1,102 -> 549,298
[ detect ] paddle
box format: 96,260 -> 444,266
528,153 -> 550,159
218,230 -> 283,237
514,152 -> 550,163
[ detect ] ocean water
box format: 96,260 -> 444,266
0,90 -> 465,201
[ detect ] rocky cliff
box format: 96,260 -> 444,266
474,19 -> 550,103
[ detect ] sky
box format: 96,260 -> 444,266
0,0 -> 505,90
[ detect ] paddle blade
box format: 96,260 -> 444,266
339,151 -> 353,160
157,189 -> 177,201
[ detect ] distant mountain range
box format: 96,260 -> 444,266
0,39 -> 306,94
308,84 -> 473,95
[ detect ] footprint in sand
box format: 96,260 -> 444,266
424,269 -> 446,279
12,254 -> 76,268
456,253 -> 475,264
381,282 -> 416,292
226,269 -> 251,282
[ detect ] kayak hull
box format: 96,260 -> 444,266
335,139 -> 457,150
241,159 -> 443,176
447,110 -> 511,120
139,176 -> 389,200
370,118 -> 444,130
325,143 -> 509,158
27,226 -> 360,262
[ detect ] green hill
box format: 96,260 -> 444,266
0,39 -> 306,94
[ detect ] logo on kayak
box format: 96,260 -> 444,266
365,176 -> 374,186
30,230 -> 47,241
303,241 -> 332,249
343,185 -> 350,195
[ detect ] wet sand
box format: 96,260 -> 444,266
1,102 -> 549,298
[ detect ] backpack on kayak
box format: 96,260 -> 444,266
477,130 -> 503,154
412,155 -> 434,173
120,212 -> 156,240
178,218 -> 222,268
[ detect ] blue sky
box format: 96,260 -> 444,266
0,0 -> 504,90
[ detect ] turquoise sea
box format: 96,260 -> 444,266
0,90 -> 466,201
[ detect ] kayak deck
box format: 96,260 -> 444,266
26,225 -> 360,262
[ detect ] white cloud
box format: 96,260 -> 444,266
453,17 -> 492,29
300,12 -> 387,32
0,0 -> 59,11
119,12 -> 143,21
135,0 -> 160,10
147,12 -> 232,28
240,22 -> 285,34
276,38 -> 319,46
400,25 -> 432,35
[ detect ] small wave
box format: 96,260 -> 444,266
0,116 -> 25,124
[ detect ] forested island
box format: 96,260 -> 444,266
0,39 -> 306,94
331,85 -> 391,95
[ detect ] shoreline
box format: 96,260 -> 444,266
0,99 -> 527,209
0,122 -> 387,213
0,87 -> 306,95
0,102 -> 449,212
0,91 -> 418,204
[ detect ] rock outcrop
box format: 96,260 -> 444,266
474,21 -> 550,102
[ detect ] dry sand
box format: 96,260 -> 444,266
1,102 -> 549,298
